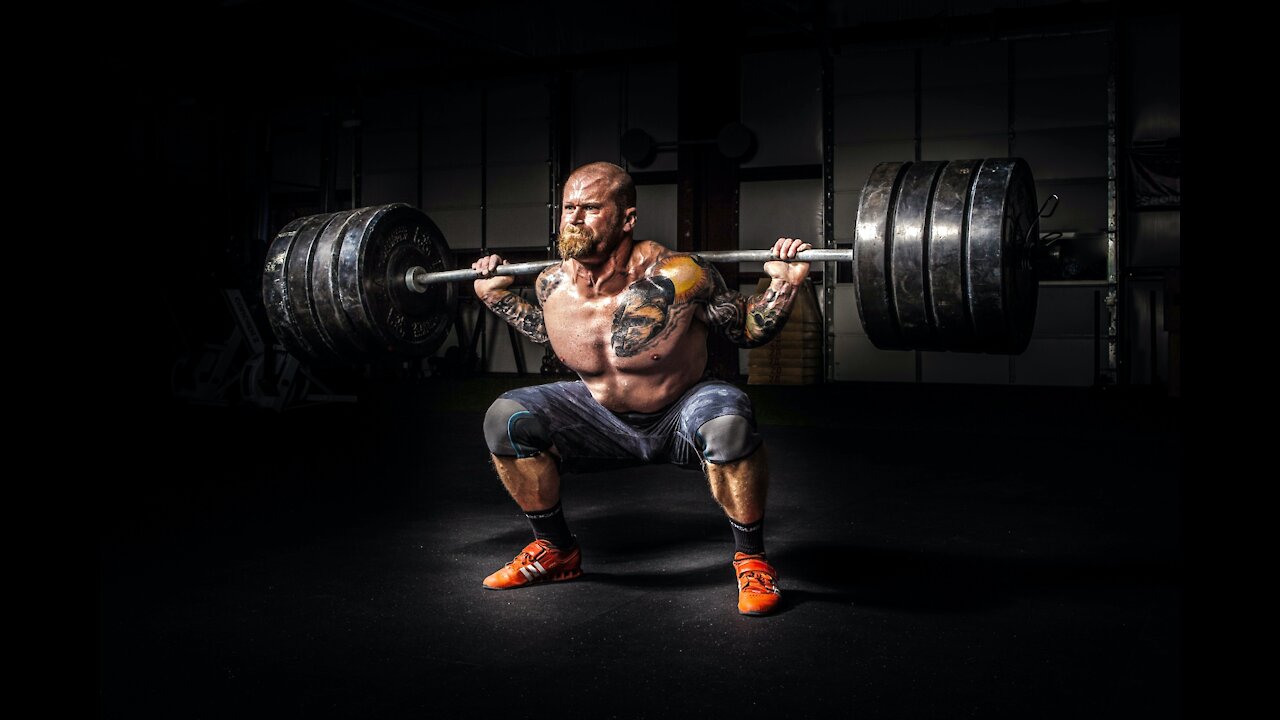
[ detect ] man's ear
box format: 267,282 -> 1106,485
623,208 -> 637,231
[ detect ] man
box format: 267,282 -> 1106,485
471,161 -> 811,616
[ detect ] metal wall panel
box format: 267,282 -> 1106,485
1032,285 -> 1102,337
334,137 -> 352,192
833,190 -> 863,247
487,80 -> 550,121
488,118 -> 550,164
834,91 -> 916,143
739,180 -> 824,272
362,129 -> 416,172
1129,211 -> 1180,268
922,84 -> 1007,137
1126,15 -> 1181,142
1036,178 -> 1107,232
573,68 -> 622,167
422,166 -> 482,208
833,332 -> 916,382
426,208 -> 482,249
487,205 -> 549,249
741,50 -> 822,167
1015,127 -> 1107,180
922,42 -> 1007,88
1015,76 -> 1107,131
635,184 -> 677,248
832,284 -> 861,334
834,50 -> 915,94
271,100 -> 324,189
920,134 -> 1008,162
487,162 -> 547,205
421,124 -> 481,167
363,90 -> 418,131
1125,280 -> 1169,385
834,140 -> 917,193
1012,339 -> 1095,386
361,171 -> 417,206
627,63 -> 678,173
422,86 -> 482,125
1016,33 -> 1109,79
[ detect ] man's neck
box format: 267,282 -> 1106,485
571,237 -> 635,296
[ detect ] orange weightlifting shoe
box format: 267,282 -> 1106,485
482,539 -> 582,590
733,552 -> 782,616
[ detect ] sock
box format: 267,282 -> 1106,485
729,517 -> 765,556
525,501 -> 576,550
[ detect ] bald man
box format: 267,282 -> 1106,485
471,161 -> 811,616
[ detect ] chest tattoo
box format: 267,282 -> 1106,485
609,255 -> 710,357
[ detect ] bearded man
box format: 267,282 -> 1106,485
471,161 -> 811,616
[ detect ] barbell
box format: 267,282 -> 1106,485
263,157 -> 1044,365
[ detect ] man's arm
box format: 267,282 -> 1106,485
472,255 -> 557,345
700,237 -> 812,348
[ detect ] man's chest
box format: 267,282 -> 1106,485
544,273 -> 702,359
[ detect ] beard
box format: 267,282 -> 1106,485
558,223 -> 600,260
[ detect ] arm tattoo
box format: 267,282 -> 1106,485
536,267 -> 566,304
483,291 -> 548,344
701,259 -> 800,348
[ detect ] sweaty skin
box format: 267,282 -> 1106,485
472,164 -> 811,413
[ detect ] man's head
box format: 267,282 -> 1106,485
558,162 -> 637,261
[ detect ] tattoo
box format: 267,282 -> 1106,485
611,275 -> 679,356
536,267 -> 566,304
484,292 -> 548,344
608,254 -> 709,357
701,259 -> 800,348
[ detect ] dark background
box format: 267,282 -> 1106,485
96,2 -> 1182,718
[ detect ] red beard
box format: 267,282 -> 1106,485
557,224 -> 596,260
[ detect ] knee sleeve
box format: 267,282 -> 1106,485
484,398 -> 552,458
695,414 -> 761,464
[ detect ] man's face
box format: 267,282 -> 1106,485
558,171 -> 634,261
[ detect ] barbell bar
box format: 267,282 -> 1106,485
407,249 -> 856,289
263,157 -> 1045,365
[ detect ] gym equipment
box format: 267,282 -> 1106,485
262,158 -> 1047,364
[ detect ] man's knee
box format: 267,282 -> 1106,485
484,397 -> 552,458
696,414 -> 762,465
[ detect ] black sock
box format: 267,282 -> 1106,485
729,517 -> 765,556
525,501 -> 576,550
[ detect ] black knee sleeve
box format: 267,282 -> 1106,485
484,398 -> 552,458
695,414 -> 762,464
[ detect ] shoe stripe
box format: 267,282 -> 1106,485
533,561 -> 547,575
519,566 -> 534,580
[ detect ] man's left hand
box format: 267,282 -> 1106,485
763,237 -> 812,286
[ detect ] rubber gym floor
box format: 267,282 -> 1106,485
99,377 -> 1183,718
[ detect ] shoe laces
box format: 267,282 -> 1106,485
507,542 -> 548,569
738,568 -> 779,594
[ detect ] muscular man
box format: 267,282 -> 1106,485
472,161 -> 811,616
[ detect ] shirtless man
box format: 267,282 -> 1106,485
471,161 -> 811,616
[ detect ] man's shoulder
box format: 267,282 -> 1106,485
536,262 -> 569,302
652,253 -> 716,303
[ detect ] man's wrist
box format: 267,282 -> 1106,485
480,288 -> 511,305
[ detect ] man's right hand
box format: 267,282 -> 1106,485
473,254 -> 514,299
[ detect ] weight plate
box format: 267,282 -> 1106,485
310,207 -> 376,361
927,159 -> 983,351
336,204 -> 457,358
890,160 -> 945,350
853,161 -> 908,350
966,158 -> 1039,353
